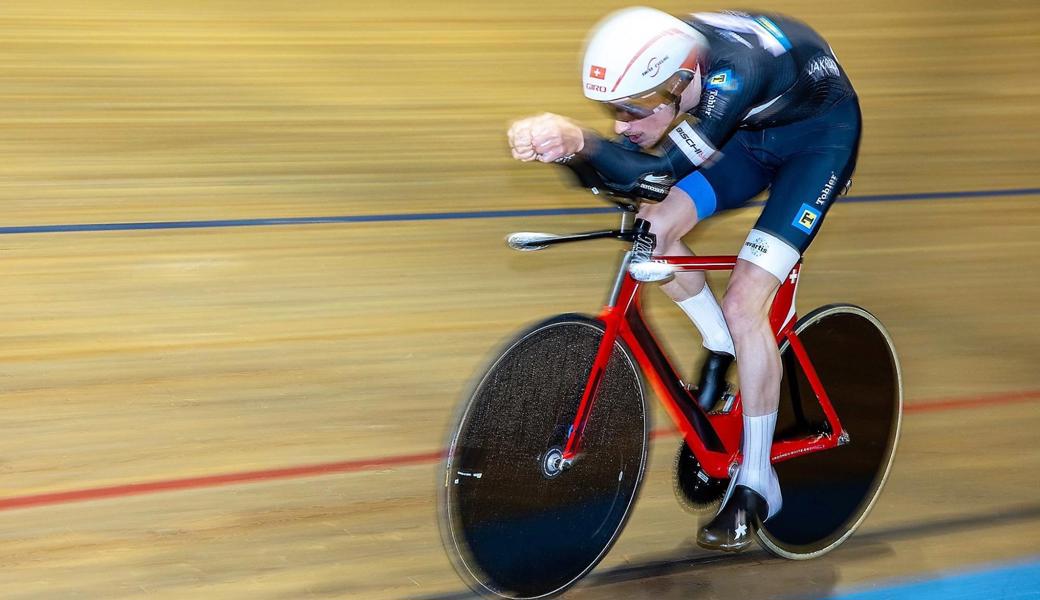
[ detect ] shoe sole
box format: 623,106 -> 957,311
695,536 -> 754,553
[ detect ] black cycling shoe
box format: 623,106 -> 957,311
693,351 -> 734,412
696,485 -> 768,552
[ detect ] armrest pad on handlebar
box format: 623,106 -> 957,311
556,156 -> 671,206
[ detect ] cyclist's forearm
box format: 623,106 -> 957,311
579,131 -> 692,185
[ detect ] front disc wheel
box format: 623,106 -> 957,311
439,314 -> 648,598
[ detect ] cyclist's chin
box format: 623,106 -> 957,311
627,132 -> 665,149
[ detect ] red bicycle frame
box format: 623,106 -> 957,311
561,254 -> 846,480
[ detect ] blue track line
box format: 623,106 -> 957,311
824,555 -> 1040,600
1,186 -> 1037,236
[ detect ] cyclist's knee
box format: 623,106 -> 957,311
722,290 -> 760,335
638,194 -> 697,250
722,272 -> 776,333
653,222 -> 686,251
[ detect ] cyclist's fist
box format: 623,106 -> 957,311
507,118 -> 538,162
508,113 -> 584,163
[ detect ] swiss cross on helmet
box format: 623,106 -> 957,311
582,7 -> 707,118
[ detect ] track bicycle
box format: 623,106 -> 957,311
438,162 -> 902,599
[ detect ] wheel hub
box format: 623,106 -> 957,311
542,447 -> 565,478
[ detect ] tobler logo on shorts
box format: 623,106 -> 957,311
589,65 -> 606,80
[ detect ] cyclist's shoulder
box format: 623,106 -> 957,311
687,10 -> 832,57
687,10 -> 821,34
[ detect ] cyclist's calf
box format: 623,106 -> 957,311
722,262 -> 784,416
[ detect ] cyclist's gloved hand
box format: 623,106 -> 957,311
507,113 -> 585,163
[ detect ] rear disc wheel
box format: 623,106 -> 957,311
758,304 -> 902,559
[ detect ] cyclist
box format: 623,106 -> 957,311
507,7 -> 860,551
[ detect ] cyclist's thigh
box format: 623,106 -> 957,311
755,98 -> 861,254
755,147 -> 855,255
675,131 -> 772,222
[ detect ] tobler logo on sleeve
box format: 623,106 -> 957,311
589,65 -> 607,80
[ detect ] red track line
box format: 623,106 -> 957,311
904,389 -> 1040,413
0,389 -> 1037,513
0,450 -> 444,512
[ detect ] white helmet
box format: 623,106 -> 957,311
582,7 -> 706,117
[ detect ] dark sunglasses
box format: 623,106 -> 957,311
602,70 -> 695,122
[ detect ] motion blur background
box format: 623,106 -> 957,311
0,1 -> 1037,598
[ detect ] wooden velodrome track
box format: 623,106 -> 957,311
0,1 -> 1037,598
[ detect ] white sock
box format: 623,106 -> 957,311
676,287 -> 735,356
731,411 -> 783,519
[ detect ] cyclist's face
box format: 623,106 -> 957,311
612,104 -> 676,149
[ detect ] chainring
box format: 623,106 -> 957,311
672,441 -> 728,513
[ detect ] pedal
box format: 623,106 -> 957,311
711,386 -> 738,414
682,382 -> 733,414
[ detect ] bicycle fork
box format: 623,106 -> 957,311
560,219 -> 655,465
